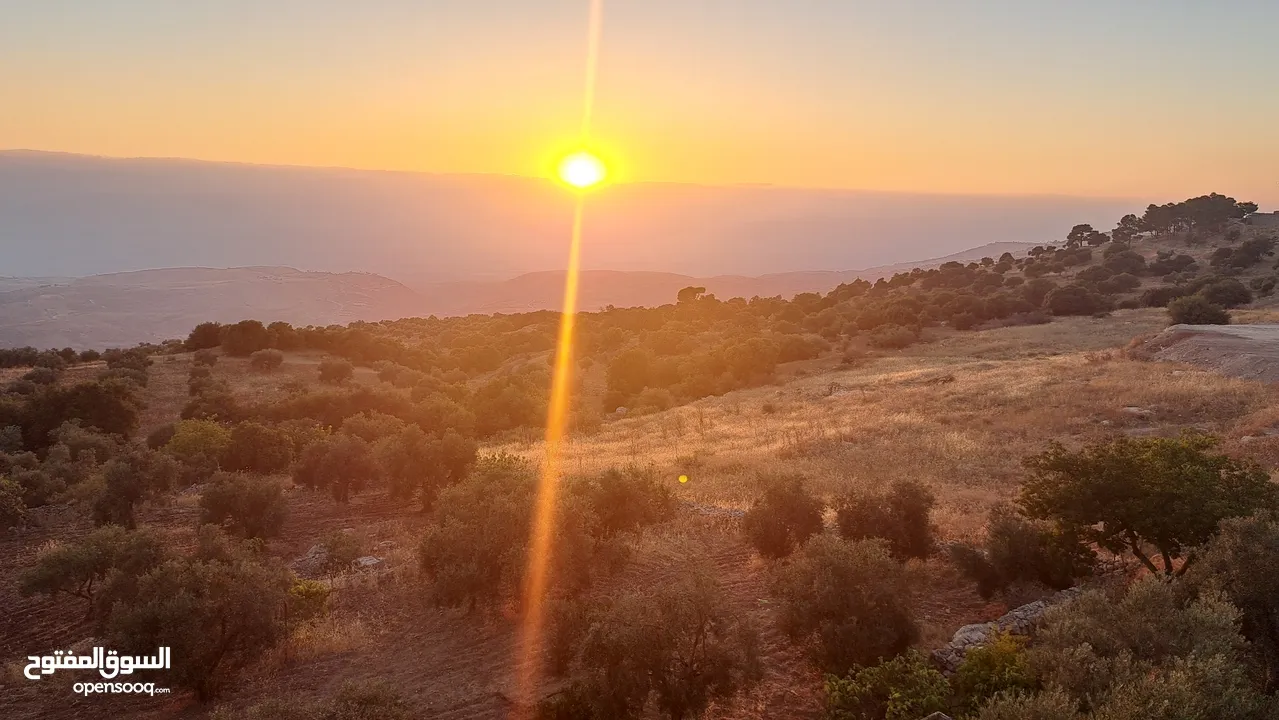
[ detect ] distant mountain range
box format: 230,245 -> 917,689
0,242 -> 1032,348
1,150 -> 1139,283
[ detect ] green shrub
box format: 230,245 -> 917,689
166,418 -> 233,465
549,570 -> 760,720
545,595 -> 599,676
868,325 -> 917,350
286,579 -> 331,625
772,536 -> 918,675
824,650 -> 949,720
319,530 -> 361,578
92,450 -> 180,528
743,476 -> 825,558
951,312 -> 979,330
419,454 -> 535,608
318,359 -> 355,385
836,479 -> 936,561
1183,513 -> 1279,693
1045,285 -> 1110,316
0,476 -> 26,528
975,688 -> 1080,720
187,323 -> 224,351
1197,277 -> 1252,308
249,348 -> 285,371
1086,654 -> 1274,720
221,320 -> 270,357
199,473 -> 287,539
572,466 -> 674,538
221,421 -> 293,474
377,426 -> 476,509
23,366 -> 60,385
953,631 -> 1036,714
1028,578 -> 1248,708
1167,294 -> 1230,325
951,505 -> 1094,599
340,411 -> 406,442
146,423 -> 177,450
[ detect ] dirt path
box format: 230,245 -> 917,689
1147,323 -> 1279,382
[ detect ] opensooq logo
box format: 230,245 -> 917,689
24,647 -> 171,680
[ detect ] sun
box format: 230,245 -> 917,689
557,150 -> 607,189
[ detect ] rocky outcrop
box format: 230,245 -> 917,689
932,587 -> 1084,673
352,555 -> 383,570
290,543 -> 328,579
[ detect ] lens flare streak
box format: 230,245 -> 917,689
513,0 -> 603,714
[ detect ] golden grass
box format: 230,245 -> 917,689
257,615 -> 373,673
216,351 -> 380,404
494,311 -> 1278,539
136,354 -> 192,438
1231,309 -> 1279,324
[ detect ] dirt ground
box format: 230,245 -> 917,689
1144,323 -> 1279,383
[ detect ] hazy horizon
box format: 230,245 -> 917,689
0,149 -> 1142,281
0,147 -> 1175,203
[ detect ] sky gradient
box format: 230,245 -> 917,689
4,1 -> 1278,205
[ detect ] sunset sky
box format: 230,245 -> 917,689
5,1 -> 1278,205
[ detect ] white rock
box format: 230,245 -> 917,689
951,623 -> 995,648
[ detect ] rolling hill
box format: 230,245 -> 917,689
0,243 -> 1033,348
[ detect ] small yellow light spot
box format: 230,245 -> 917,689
679,474 -> 689,484
557,151 -> 607,189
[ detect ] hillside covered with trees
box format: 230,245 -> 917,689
1,193 -> 1277,719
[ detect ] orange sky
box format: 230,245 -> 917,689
4,2 -> 1277,205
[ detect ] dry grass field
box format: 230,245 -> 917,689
498,309 -> 1278,538
5,308 -> 1279,719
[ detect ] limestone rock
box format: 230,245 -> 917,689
290,543 -> 328,578
932,586 -> 1083,673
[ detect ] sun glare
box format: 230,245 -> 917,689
558,151 -> 606,189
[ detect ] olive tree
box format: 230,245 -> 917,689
199,473 -> 287,540
18,525 -> 168,617
418,454 -> 535,608
92,450 -> 181,528
293,434 -> 380,503
742,475 -> 825,558
544,571 -> 760,720
102,533 -> 292,701
377,426 -> 476,510
1019,435 -> 1275,577
771,536 -> 918,675
837,479 -> 936,561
